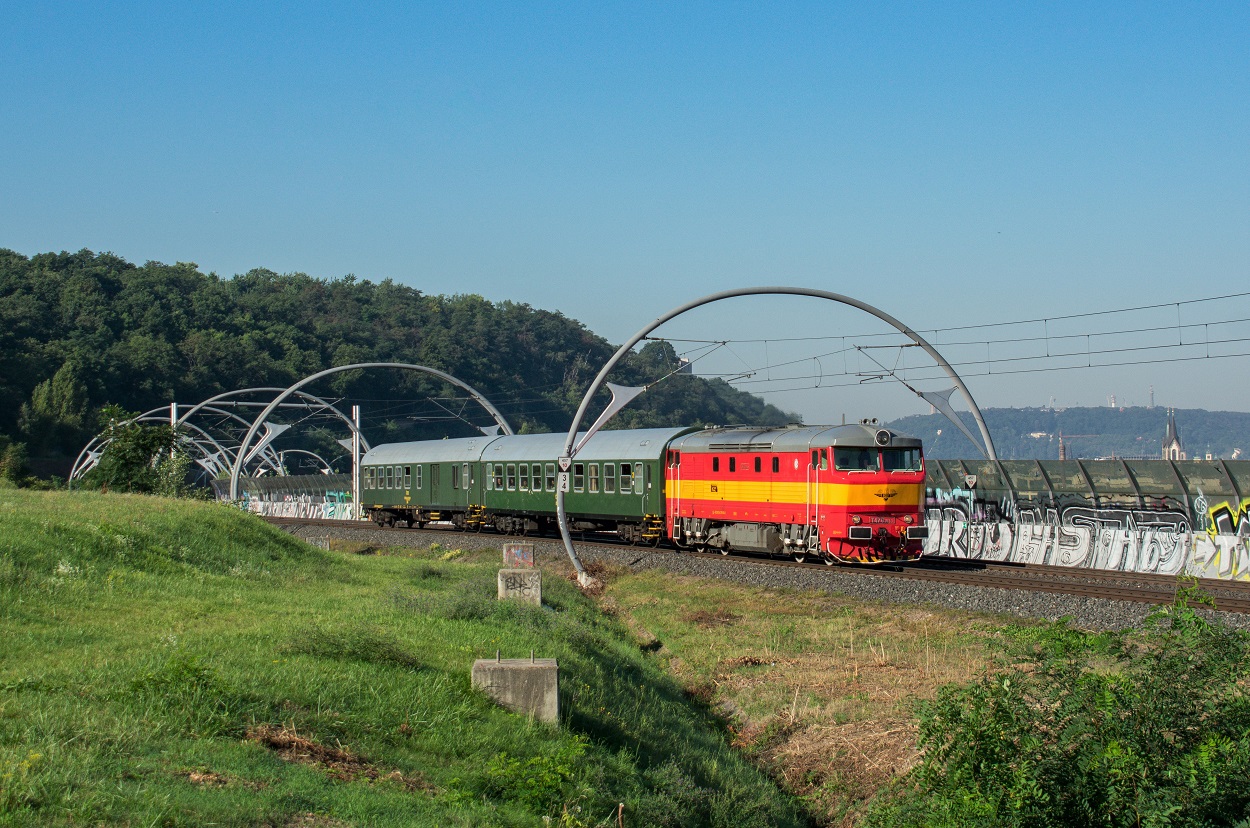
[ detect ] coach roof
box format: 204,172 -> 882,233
482,427 -> 698,463
362,435 -> 504,466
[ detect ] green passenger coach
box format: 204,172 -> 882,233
360,427 -> 696,542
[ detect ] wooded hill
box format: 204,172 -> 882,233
887,406 -> 1250,461
0,248 -> 793,478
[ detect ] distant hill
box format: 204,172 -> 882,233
886,406 -> 1250,460
0,248 -> 796,476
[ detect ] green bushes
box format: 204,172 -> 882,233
865,583 -> 1250,828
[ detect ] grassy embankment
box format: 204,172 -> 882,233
0,489 -> 805,827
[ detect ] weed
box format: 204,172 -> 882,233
478,736 -> 589,813
286,625 -> 422,670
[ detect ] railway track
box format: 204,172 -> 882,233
263,516 -> 1250,615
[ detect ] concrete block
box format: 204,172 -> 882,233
502,542 -> 535,567
472,657 -> 559,724
498,568 -> 542,605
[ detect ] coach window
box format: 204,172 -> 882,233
531,464 -> 541,490
620,463 -> 633,492
462,463 -> 470,489
772,457 -> 779,473
404,466 -> 412,488
519,464 -> 529,491
385,466 -> 394,489
545,463 -> 556,491
415,465 -> 423,489
589,464 -> 600,493
491,463 -> 503,490
452,465 -> 460,490
506,464 -> 517,490
573,463 -> 585,492
363,467 -> 374,488
713,457 -> 720,472
634,463 -> 645,494
644,464 -> 652,491
605,463 -> 616,493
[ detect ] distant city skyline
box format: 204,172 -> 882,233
3,3 -> 1247,422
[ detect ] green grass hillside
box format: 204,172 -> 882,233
0,490 -> 803,827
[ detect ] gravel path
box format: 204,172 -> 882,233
284,524 -> 1250,632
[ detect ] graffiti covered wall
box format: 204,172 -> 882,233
213,473 -> 358,521
925,460 -> 1250,581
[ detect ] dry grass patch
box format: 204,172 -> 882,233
606,570 -> 1005,827
246,725 -> 431,792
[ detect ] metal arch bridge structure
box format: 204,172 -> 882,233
70,363 -> 515,503
226,362 -> 515,502
556,286 -> 997,585
68,388 -> 369,487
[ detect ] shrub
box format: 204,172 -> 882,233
864,582 -> 1250,828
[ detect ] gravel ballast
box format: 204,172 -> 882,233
284,524 -> 1250,632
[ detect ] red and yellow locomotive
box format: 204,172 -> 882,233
664,422 -> 927,563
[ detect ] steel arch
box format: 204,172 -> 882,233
556,286 -> 997,583
228,363 -> 514,500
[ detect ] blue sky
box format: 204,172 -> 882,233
3,2 -> 1248,422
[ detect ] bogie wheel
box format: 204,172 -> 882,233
792,554 -> 806,564
719,546 -> 730,556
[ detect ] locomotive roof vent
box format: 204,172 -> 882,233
875,429 -> 892,446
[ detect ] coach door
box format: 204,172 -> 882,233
430,463 -> 442,506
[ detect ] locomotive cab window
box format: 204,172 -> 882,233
820,449 -> 828,470
835,447 -> 879,471
605,463 -> 616,493
882,448 -> 923,472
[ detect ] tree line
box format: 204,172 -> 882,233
0,248 -> 793,483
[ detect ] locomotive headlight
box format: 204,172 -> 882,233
851,515 -> 862,525
903,514 -> 914,525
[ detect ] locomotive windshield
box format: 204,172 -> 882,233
882,447 -> 923,472
834,447 -> 879,471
